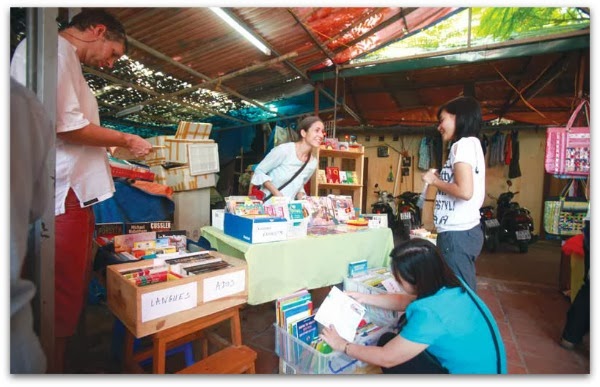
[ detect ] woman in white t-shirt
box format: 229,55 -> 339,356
421,96 -> 485,291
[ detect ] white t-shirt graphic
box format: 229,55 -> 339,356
434,137 -> 485,233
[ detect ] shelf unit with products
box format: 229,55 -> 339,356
310,147 -> 364,210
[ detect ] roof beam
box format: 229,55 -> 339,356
496,54 -> 571,119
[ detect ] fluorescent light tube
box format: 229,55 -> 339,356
210,7 -> 271,56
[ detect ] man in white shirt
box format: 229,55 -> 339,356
11,9 -> 152,373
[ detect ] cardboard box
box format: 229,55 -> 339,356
106,251 -> 247,338
151,165 -> 216,192
175,121 -> 212,140
144,136 -> 215,167
173,189 -> 211,241
224,213 -> 288,244
212,209 -> 225,231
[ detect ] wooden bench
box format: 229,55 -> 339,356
176,345 -> 257,374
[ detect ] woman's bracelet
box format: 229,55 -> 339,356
344,341 -> 351,355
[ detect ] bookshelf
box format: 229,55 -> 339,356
311,147 -> 364,210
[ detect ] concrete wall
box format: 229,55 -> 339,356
348,129 -> 547,234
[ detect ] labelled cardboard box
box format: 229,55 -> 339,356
224,213 -> 288,244
107,251 -> 247,338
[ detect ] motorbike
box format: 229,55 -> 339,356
494,180 -> 536,253
395,191 -> 422,240
479,205 -> 500,252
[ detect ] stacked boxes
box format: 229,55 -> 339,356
143,121 -> 218,192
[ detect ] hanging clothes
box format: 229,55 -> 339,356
480,134 -> 489,156
418,136 -> 431,171
504,132 -> 512,166
508,130 -> 522,178
488,131 -> 505,167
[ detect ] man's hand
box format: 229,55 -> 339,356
125,134 -> 152,158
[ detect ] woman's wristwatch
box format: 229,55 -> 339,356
344,341 -> 351,355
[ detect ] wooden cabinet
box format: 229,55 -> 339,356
310,148 -> 364,210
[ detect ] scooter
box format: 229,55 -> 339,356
480,205 -> 500,252
395,191 -> 422,240
494,180 -> 536,253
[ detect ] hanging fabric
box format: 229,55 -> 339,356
418,137 -> 431,171
508,130 -> 522,179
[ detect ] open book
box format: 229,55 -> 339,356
314,286 -> 366,342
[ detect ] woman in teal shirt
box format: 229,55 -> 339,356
321,238 -> 507,374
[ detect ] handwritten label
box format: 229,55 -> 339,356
203,270 -> 246,302
141,282 -> 197,322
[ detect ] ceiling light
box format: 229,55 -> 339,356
210,7 -> 271,56
115,104 -> 144,117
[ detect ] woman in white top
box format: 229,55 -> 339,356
421,96 -> 485,291
251,116 -> 324,201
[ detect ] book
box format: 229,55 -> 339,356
281,295 -> 313,330
125,221 -> 172,234
316,169 -> 327,184
339,171 -> 348,184
325,166 -> 340,184
348,259 -> 368,278
156,230 -> 187,251
314,286 -> 366,342
95,222 -> 124,239
113,231 -> 157,253
276,289 -> 310,328
304,196 -> 336,227
292,315 -> 318,346
345,171 -> 358,184
327,194 -> 355,223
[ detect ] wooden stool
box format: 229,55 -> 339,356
176,345 -> 257,374
122,306 -> 242,374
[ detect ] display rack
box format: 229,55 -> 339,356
310,148 -> 364,210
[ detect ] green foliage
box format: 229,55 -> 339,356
475,7 -> 589,40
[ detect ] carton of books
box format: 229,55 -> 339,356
106,250 -> 248,338
223,213 -> 288,244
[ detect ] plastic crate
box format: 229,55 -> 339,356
343,268 -> 401,328
274,323 -> 358,374
274,321 -> 394,374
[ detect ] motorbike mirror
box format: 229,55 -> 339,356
374,183 -> 379,188
506,180 -> 512,187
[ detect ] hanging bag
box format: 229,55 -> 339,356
543,179 -> 588,236
544,99 -> 590,176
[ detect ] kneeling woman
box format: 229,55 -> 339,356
320,238 -> 507,374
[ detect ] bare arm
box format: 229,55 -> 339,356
320,325 -> 428,368
345,291 -> 415,312
422,162 -> 473,200
58,122 -> 152,157
261,180 -> 283,198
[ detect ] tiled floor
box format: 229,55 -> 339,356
66,238 -> 590,374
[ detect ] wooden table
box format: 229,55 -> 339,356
122,305 -> 242,374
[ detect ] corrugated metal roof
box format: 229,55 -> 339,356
10,7 -> 590,137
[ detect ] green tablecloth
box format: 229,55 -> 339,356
201,226 -> 394,305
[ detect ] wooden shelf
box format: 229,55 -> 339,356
318,148 -> 364,159
317,183 -> 363,189
311,147 -> 365,211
